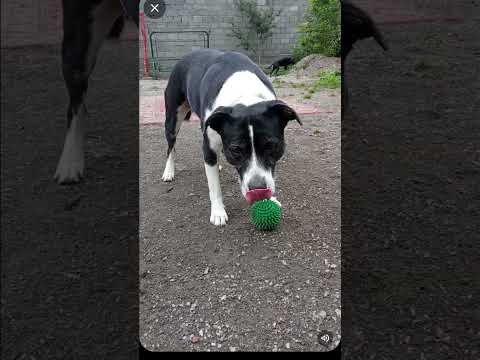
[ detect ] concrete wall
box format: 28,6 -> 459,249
140,0 -> 310,76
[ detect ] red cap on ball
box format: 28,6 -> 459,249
246,188 -> 273,205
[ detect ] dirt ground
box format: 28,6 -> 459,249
1,41 -> 139,359
139,61 -> 341,351
342,2 -> 480,358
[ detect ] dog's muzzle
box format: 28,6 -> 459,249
246,188 -> 273,205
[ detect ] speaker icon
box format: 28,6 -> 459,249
317,330 -> 333,346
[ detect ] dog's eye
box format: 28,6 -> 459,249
264,141 -> 277,149
264,140 -> 281,152
229,146 -> 243,156
230,146 -> 242,154
263,140 -> 284,161
226,145 -> 246,161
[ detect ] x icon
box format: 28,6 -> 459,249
144,0 -> 165,19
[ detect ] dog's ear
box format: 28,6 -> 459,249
265,100 -> 302,127
204,107 -> 233,134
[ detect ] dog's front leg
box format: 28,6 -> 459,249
204,163 -> 228,226
203,127 -> 228,226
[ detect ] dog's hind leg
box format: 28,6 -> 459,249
54,0 -> 122,184
162,83 -> 191,182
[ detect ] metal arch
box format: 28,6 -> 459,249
149,30 -> 210,78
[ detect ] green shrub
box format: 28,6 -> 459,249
229,0 -> 281,64
294,0 -> 341,59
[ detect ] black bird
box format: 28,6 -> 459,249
341,1 -> 388,108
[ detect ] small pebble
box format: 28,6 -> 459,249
191,335 -> 200,343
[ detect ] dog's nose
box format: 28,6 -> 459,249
247,176 -> 267,190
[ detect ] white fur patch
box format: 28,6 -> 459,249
204,71 -> 276,120
54,107 -> 85,183
240,125 -> 275,197
206,127 -> 223,154
162,152 -> 175,182
205,163 -> 228,226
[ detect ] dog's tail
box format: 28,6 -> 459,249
108,16 -> 125,39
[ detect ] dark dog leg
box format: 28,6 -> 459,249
55,0 -> 122,183
162,75 -> 191,182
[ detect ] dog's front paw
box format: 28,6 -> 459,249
54,149 -> 84,184
162,167 -> 174,182
162,161 -> 174,182
210,204 -> 228,226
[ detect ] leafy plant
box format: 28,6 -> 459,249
314,70 -> 341,89
229,0 -> 281,64
294,0 -> 341,59
303,70 -> 340,97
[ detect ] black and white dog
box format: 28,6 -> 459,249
162,49 -> 302,226
54,0 -> 138,184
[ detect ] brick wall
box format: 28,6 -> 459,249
2,0 -> 459,49
139,0 -> 310,75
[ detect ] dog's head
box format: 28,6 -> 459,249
205,100 -> 302,199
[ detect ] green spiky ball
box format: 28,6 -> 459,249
251,199 -> 282,231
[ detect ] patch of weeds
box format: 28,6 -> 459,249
303,70 -> 340,96
304,94 -> 313,99
414,58 -> 433,72
413,56 -> 447,79
291,82 -> 308,89
279,68 -> 291,76
314,70 -> 341,89
272,78 -> 287,87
